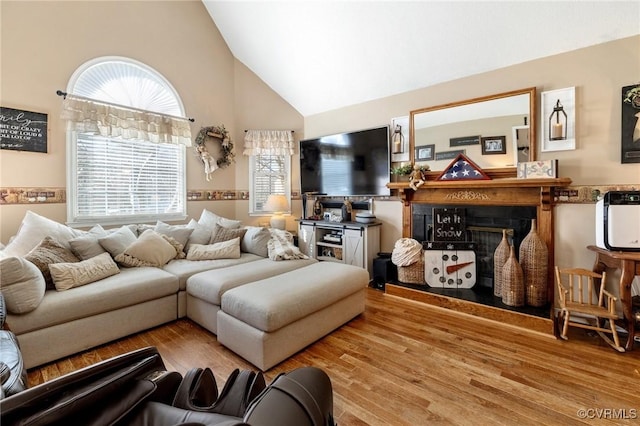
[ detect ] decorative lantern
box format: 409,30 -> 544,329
392,124 -> 404,153
548,99 -> 567,140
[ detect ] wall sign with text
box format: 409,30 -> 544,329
0,107 -> 48,153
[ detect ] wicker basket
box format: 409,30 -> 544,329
519,219 -> 548,307
398,256 -> 425,285
502,245 -> 524,307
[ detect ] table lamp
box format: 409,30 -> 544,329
264,194 -> 288,230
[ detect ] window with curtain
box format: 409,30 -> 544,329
244,130 -> 294,215
64,56 -> 190,226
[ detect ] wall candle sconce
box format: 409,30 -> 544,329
392,124 -> 404,153
549,99 -> 568,140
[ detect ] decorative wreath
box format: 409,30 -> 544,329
194,125 -> 235,171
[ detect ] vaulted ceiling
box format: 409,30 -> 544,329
203,1 -> 640,117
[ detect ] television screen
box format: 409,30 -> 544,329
300,125 -> 390,196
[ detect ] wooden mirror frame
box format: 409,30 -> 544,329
409,87 -> 537,179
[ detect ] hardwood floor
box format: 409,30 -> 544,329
29,288 -> 640,425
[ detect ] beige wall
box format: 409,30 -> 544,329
305,36 -> 640,278
0,0 -> 302,242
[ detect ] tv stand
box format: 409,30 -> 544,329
297,220 -> 381,278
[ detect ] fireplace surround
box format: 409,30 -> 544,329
386,176 -> 571,334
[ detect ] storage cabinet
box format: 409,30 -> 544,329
297,220 -> 380,277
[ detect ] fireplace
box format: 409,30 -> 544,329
406,203 -> 549,318
386,176 -> 571,334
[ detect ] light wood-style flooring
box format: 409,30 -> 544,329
29,288 -> 640,425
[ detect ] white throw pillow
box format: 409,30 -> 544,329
98,226 -> 138,258
241,226 -> 271,257
0,256 -> 46,313
198,209 -> 241,229
115,230 -> 178,267
155,221 -> 193,250
186,237 -> 241,261
50,252 -> 120,291
68,224 -> 108,260
185,219 -> 212,250
2,211 -> 83,256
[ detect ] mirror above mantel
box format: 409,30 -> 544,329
409,87 -> 537,177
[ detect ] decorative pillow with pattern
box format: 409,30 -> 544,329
24,237 -> 81,289
50,252 -> 120,291
209,224 -> 247,244
186,237 -> 241,261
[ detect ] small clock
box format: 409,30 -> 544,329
424,248 -> 476,289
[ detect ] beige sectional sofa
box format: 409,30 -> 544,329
1,210 -> 369,370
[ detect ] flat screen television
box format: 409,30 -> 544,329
299,125 -> 390,197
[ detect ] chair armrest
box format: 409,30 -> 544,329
602,289 -> 617,301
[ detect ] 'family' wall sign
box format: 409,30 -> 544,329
0,106 -> 48,153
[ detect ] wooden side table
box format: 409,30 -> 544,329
587,245 -> 640,351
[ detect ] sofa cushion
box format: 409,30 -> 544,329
209,225 -> 247,244
50,252 -> 120,291
115,230 -> 179,267
2,211 -> 84,257
241,226 -> 270,258
221,262 -> 368,332
68,225 -> 108,260
162,253 -> 263,290
98,226 -> 138,257
24,237 -> 81,289
198,209 -> 241,229
186,238 -> 241,261
0,256 -> 46,314
187,257 -> 318,306
6,267 -> 179,335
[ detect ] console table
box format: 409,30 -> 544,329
588,245 -> 640,351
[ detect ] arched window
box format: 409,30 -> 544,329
65,57 -> 188,226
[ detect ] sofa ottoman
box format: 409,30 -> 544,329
217,262 -> 369,370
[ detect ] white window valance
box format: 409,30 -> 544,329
61,95 -> 192,146
243,129 -> 294,156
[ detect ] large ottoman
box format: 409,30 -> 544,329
217,262 -> 369,370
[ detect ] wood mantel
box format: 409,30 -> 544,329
386,177 -> 572,333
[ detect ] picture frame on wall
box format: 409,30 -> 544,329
621,83 -> 640,163
541,87 -> 576,152
481,136 -> 506,155
0,106 -> 48,153
415,144 -> 435,161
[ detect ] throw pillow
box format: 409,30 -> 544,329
241,226 -> 271,258
185,219 -> 212,250
24,237 -> 81,289
2,211 -> 84,257
198,209 -> 241,229
186,238 -> 241,261
114,230 -> 178,267
98,226 -> 138,258
209,224 -> 247,244
154,221 -> 194,251
68,224 -> 107,260
50,252 -> 120,291
0,256 -> 46,314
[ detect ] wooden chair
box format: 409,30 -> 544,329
555,267 -> 625,352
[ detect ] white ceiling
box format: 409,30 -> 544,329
203,1 -> 640,117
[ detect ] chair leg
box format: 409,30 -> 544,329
608,320 -> 625,353
561,309 -> 570,340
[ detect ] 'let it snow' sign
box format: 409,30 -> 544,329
433,208 -> 466,242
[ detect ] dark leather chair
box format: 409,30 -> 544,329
0,294 -> 27,399
0,346 -> 336,426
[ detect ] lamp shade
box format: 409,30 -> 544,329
264,194 -> 288,213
